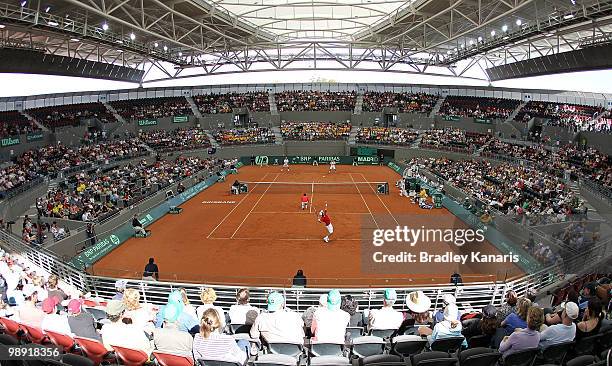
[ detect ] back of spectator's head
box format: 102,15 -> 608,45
516,297 -> 532,320
148,257 -> 154,264
122,288 -> 140,311
237,288 -> 250,305
585,297 -> 603,320
482,304 -> 497,319
318,294 -> 328,307
526,307 -> 544,330
566,288 -> 579,304
341,295 -> 358,316
583,282 -> 597,297
47,274 -> 59,289
505,290 -> 518,306
406,291 -> 431,314
562,301 -> 579,321
42,297 -> 58,314
442,294 -> 456,306
67,299 -> 82,315
179,288 -> 190,305
115,279 -> 127,292
296,269 -> 303,276
384,289 -> 397,306
526,288 -> 537,302
105,300 -> 126,321
200,308 -> 221,338
163,303 -> 180,324
22,285 -> 37,301
443,303 -> 459,322
200,288 -> 217,304
267,292 -> 284,312
327,289 -> 342,311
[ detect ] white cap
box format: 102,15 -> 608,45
22,285 -> 37,298
442,294 -> 456,305
444,303 -> 459,322
563,302 -> 579,320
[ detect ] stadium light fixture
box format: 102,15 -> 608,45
44,6 -> 50,12
154,42 -> 158,48
70,38 -> 79,42
516,19 -> 522,26
563,14 -> 574,20
102,22 -> 109,31
20,1 -> 26,7
129,32 -> 136,41
469,40 -> 474,45
0,24 -> 5,29
47,20 -> 58,26
490,30 -> 496,37
477,36 -> 483,42
163,45 -> 168,52
502,25 -> 508,32
178,52 -> 183,57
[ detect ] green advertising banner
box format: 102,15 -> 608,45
443,115 -> 461,121
173,115 -> 189,123
1,136 -> 20,147
68,163 -> 243,270
138,119 -> 158,126
247,155 -> 379,166
474,118 -> 493,124
26,132 -> 44,142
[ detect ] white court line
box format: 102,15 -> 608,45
359,172 -> 400,226
349,173 -> 379,229
206,172 -> 269,239
209,237 -> 362,241
251,211 -> 368,215
309,181 -> 314,214
230,173 -> 280,238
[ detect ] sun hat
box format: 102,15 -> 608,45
115,279 -> 127,290
67,299 -> 83,314
163,303 -> 180,323
318,294 -> 328,306
442,294 -> 456,305
406,291 -> 432,313
42,297 -> 59,314
444,303 -> 459,322
563,301 -> 579,320
105,300 -> 126,316
267,292 -> 284,312
384,289 -> 398,302
327,289 -> 342,311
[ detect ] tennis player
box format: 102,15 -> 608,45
281,156 -> 290,172
329,161 -> 337,173
318,208 -> 333,243
300,193 -> 310,210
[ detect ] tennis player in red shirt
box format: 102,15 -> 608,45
300,193 -> 310,210
318,208 -> 333,243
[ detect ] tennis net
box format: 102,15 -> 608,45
237,181 -> 389,195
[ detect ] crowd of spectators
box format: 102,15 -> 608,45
212,128 -> 275,145
522,234 -> 564,267
275,91 -> 356,112
515,101 -> 605,131
0,140 -> 145,197
28,102 -> 117,130
0,258 -> 609,366
413,157 -> 581,223
36,156 -> 220,222
110,97 -> 192,121
439,96 -> 521,120
193,92 -> 270,114
362,92 -> 438,113
281,122 -> 351,141
0,111 -> 40,138
420,129 -> 493,152
138,128 -> 211,152
356,127 -> 419,145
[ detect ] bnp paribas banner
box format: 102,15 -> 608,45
244,155 -> 379,166
68,163 -> 242,270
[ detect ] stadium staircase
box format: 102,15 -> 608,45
347,126 -> 359,145
185,96 -> 203,119
505,101 -> 527,123
429,95 -> 446,118
354,94 -> 364,115
269,93 -> 279,116
205,131 -> 220,148
20,111 -> 49,132
271,126 -> 284,145
102,102 -> 126,124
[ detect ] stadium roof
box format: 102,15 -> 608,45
0,0 -> 610,83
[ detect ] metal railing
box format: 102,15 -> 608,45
2,218 -> 608,313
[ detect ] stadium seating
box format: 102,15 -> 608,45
362,92 -> 438,113
439,96 -> 521,120
194,92 -> 270,113
275,91 -> 356,111
28,102 -> 116,129
0,110 -> 39,137
212,127 -> 275,145
356,127 -> 419,146
110,97 -> 192,120
281,122 -> 351,141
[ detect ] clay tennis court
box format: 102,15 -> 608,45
92,165 -> 524,287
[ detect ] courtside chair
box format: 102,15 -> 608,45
61,353 -> 95,366
430,337 -> 465,353
537,341 -> 574,365
501,348 -> 539,366
73,336 -> 113,366
267,341 -> 305,359
350,336 -> 386,358
390,335 -> 428,358
310,342 -> 345,357
345,327 -> 364,342
45,330 -> 77,353
467,335 -> 492,349
309,355 -> 351,366
458,348 -> 501,366
369,329 -> 397,339
254,354 -> 298,366
84,307 -> 108,323
357,354 -> 405,366
572,334 -> 602,357
0,316 -> 23,338
598,329 -> 612,351
565,356 -> 596,366
19,323 -> 49,344
152,351 -> 195,366
412,352 -> 458,366
230,323 -> 252,335
110,344 -> 149,366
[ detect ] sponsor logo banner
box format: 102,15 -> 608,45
26,132 -> 44,142
137,119 -> 158,126
173,115 -> 189,123
1,136 -> 20,147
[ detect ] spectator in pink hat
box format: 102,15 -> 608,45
41,297 -> 70,335
67,298 -> 101,341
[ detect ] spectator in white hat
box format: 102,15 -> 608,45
16,286 -> 45,328
434,294 -> 458,324
303,294 -> 327,330
429,303 -> 467,347
113,279 -> 127,300
397,291 -> 433,336
368,289 -> 403,331
539,301 -> 579,348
